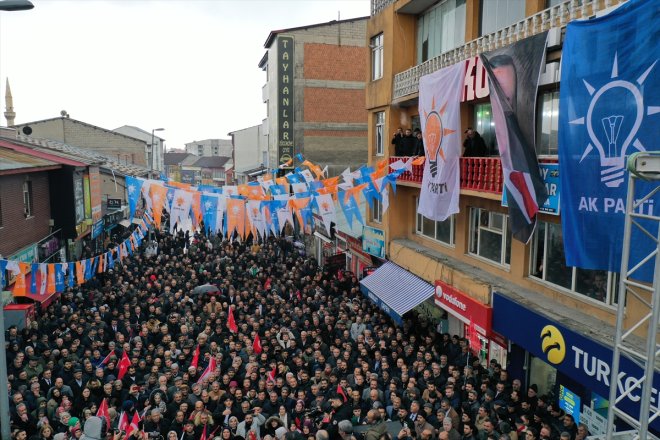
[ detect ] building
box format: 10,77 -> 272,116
12,116 -> 149,168
164,152 -> 195,183
229,124 -> 269,184
185,138 -> 232,157
193,156 -> 232,187
259,17 -> 369,176
363,0 -> 641,435
113,125 -> 166,172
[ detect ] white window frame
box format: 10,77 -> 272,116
468,207 -> 510,266
530,221 -> 617,305
415,198 -> 455,247
371,198 -> 383,224
375,111 -> 385,156
371,33 -> 384,81
23,180 -> 33,218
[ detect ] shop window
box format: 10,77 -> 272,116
375,112 -> 385,156
371,33 -> 384,81
536,91 -> 560,156
480,0 -> 525,36
468,208 -> 511,266
474,103 -> 498,156
415,198 -> 455,246
530,221 -> 618,303
23,180 -> 33,218
371,198 -> 383,224
416,0 -> 466,64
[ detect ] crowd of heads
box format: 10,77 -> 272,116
7,227 -> 590,440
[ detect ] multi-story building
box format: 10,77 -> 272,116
113,125 -> 166,172
259,17 -> 369,176
363,0 -> 643,435
164,152 -> 195,183
229,124 -> 269,184
185,139 -> 232,157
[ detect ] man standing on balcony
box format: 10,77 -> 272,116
462,128 -> 488,157
392,127 -> 404,155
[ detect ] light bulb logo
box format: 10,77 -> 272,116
570,53 -> 659,188
423,97 -> 456,178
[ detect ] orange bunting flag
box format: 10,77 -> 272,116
275,177 -> 289,187
167,181 -> 192,190
289,197 -> 311,228
191,192 -> 202,227
246,185 -> 267,200
376,158 -> 388,170
322,176 -> 340,187
237,184 -> 250,197
11,262 -> 29,296
411,156 -> 426,166
149,184 -> 169,228
47,264 -> 56,294
97,254 -> 105,274
371,167 -> 388,180
75,261 -> 85,286
302,160 -> 324,179
226,198 -> 246,239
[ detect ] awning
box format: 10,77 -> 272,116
359,261 -> 434,325
118,220 -> 131,228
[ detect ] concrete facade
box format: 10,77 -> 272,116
185,139 -> 232,157
260,17 -> 369,176
229,124 -> 269,183
113,125 -> 166,172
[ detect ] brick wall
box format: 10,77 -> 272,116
0,172 -> 52,257
303,88 -> 366,123
304,44 -> 368,81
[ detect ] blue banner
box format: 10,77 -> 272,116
559,0 -> 660,280
125,176 -> 144,221
0,259 -> 6,289
201,193 -> 219,234
30,263 -> 39,294
55,263 -> 65,292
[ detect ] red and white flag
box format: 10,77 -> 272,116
267,366 -> 276,383
117,351 -> 131,380
126,412 -> 141,438
199,424 -> 208,440
227,306 -> 238,333
252,334 -> 262,354
117,411 -> 129,432
197,357 -> 217,384
101,349 -> 115,366
337,384 -> 348,402
191,345 -> 200,369
97,398 -> 111,428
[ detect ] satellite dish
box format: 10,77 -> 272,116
22,126 -> 32,135
60,110 -> 67,117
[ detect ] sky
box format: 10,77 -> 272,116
0,0 -> 370,150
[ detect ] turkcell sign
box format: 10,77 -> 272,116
493,292 -> 660,433
277,35 -> 294,169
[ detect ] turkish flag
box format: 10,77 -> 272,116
96,398 -> 111,428
191,344 -> 200,369
101,349 -> 115,366
227,306 -> 238,333
126,411 -> 141,438
197,357 -> 217,384
117,351 -> 131,380
117,412 -> 129,432
252,334 -> 262,354
337,384 -> 348,402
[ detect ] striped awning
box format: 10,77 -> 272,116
359,261 -> 434,325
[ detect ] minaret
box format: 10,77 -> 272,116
5,78 -> 15,126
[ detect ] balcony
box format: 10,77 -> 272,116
392,0 -> 627,100
389,156 -> 504,193
371,0 -> 396,16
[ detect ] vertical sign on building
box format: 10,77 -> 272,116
89,166 -> 102,222
277,35 -> 294,169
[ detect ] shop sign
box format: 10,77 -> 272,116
462,56 -> 490,102
83,174 -> 92,219
502,163 -> 560,215
73,174 -> 85,224
89,166 -> 102,222
434,280 -> 492,336
277,35 -> 295,169
362,225 -> 385,259
107,198 -> 122,209
492,292 -> 660,432
559,385 -> 581,424
346,235 -> 372,263
92,219 -> 105,239
325,252 -> 346,273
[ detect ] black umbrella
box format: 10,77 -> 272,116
192,284 -> 220,295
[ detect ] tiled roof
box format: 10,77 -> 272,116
0,147 -> 60,172
192,156 -> 230,168
164,152 -> 193,166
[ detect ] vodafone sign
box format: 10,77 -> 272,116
434,280 -> 492,336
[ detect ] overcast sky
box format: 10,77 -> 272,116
0,0 -> 369,150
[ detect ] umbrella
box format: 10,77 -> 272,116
192,284 -> 220,295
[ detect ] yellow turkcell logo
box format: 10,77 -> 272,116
540,325 -> 566,365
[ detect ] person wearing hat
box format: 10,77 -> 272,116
25,355 -> 44,380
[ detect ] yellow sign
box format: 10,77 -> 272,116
540,324 -> 566,365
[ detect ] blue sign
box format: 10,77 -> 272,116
502,163 -> 560,215
559,385 -> 581,424
558,0 -> 660,280
362,226 -> 385,259
492,292 -> 660,433
92,219 -> 104,239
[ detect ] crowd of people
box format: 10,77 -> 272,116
7,227 -> 592,440
391,127 -> 489,158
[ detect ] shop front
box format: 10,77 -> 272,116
433,281 -> 506,366
492,292 -> 659,436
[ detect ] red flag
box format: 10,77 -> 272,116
117,412 -> 129,432
97,398 -> 111,428
117,351 -> 131,380
191,345 -> 200,369
199,424 -> 207,440
337,384 -> 348,402
264,278 -> 272,290
101,349 -> 116,365
126,412 -> 140,438
227,307 -> 238,333
197,357 -> 217,384
468,317 -> 481,356
267,366 -> 276,383
252,334 -> 262,354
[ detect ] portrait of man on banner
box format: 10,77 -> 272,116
481,32 -> 549,243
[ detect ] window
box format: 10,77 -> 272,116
469,208 -> 511,266
474,103 -> 497,156
416,0 -> 466,63
375,112 -> 385,156
371,34 -> 384,80
197,145 -> 204,156
0,195 -> 3,227
23,180 -> 33,218
531,221 -> 617,303
415,199 -> 455,246
371,198 -> 383,223
480,0 -> 525,36
536,91 -> 560,156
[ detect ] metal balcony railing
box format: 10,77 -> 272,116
392,0 -> 627,100
371,0 -> 396,16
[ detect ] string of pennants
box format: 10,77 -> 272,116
0,154 -> 421,297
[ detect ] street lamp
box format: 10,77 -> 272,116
150,128 -> 164,173
0,0 -> 34,11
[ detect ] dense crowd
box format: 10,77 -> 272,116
7,228 -> 591,440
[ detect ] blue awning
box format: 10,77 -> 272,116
359,261 -> 434,325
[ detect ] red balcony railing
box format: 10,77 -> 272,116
388,156 -> 504,194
